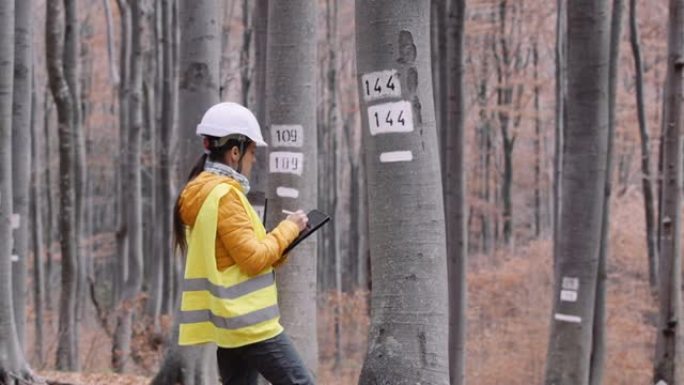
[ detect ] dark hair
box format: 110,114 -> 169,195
172,135 -> 253,254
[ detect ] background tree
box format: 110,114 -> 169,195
264,0 -> 319,374
445,0 -> 468,384
628,0 -> 658,289
653,0 -> 684,382
46,0 -> 80,371
151,0 -> 221,383
544,0 -> 611,384
0,0 -> 32,383
10,0 -> 34,348
355,0 -> 450,383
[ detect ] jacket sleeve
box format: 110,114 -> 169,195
217,191 -> 300,276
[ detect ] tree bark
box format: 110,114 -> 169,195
159,0 -> 178,317
544,0 -> 611,384
445,0 -> 467,384
629,0 -> 658,290
248,0 -> 268,195
553,0 -> 567,261
30,83 -> 45,368
533,41 -> 542,238
589,1 -> 622,384
152,0 -> 221,382
653,0 -> 684,383
10,0 -> 33,349
46,0 -> 79,372
0,1 -> 33,383
264,0 -> 319,374
112,0 -> 146,373
64,0 -> 86,358
356,1 -> 450,383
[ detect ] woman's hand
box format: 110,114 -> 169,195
286,210 -> 309,232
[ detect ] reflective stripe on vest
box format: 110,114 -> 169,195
178,183 -> 283,348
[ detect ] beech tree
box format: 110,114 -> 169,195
264,0 -> 319,374
356,1 -> 450,383
653,0 -> 684,383
544,0 -> 611,384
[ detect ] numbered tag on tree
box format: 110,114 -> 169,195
361,70 -> 402,101
367,100 -> 414,135
271,125 -> 303,148
269,152 -> 304,176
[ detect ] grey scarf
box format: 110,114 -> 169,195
204,160 -> 251,194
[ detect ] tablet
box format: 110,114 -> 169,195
283,209 -> 331,254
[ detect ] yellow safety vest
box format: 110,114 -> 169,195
178,183 -> 283,348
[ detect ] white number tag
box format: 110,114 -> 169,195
361,70 -> 402,101
271,125 -> 303,148
269,152 -> 303,175
367,101 -> 414,135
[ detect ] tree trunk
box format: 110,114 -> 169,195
356,1 -> 450,383
115,0 -> 131,306
46,0 -> 79,372
589,1 -> 622,384
152,0 -> 221,382
543,0 -> 611,384
445,1 -> 467,384
104,0 -> 120,85
112,0 -> 146,373
10,0 -> 33,349
553,0 -> 567,260
160,0 -> 178,317
653,0 -> 684,383
64,0 -> 86,356
30,83 -> 45,368
533,41 -> 542,238
629,0 -> 658,290
248,0 -> 268,194
264,0 -> 319,374
240,0 -> 251,107
0,1 -> 32,383
431,0 -> 447,172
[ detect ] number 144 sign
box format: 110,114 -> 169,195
361,70 -> 402,102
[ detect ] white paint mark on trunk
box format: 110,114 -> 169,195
11,213 -> 20,229
276,187 -> 300,199
554,313 -> 582,323
656,380 -> 667,385
560,290 -> 578,302
11,255 -> 19,262
368,101 -> 414,135
271,125 -> 303,148
269,152 -> 303,175
561,276 -> 579,291
380,151 -> 413,163
361,70 -> 402,101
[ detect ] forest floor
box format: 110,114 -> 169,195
33,190 -> 655,385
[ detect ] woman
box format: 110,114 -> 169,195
173,102 -> 315,385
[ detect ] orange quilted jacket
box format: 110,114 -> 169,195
178,171 -> 300,275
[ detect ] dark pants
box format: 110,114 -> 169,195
217,332 -> 315,385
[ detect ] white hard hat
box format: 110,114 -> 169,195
196,102 -> 267,147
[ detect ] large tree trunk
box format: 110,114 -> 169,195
0,1 -> 32,383
47,0 -> 80,372
152,1 -> 221,383
653,0 -> 684,383
445,0 -> 467,384
543,0 -> 611,384
629,0 -> 658,290
264,0 -> 319,374
112,0 -> 146,373
10,0 -> 33,349
356,1 -> 450,383
589,1 -> 622,384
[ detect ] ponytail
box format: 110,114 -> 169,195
173,154 -> 208,254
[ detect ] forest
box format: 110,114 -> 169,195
0,0 -> 680,384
